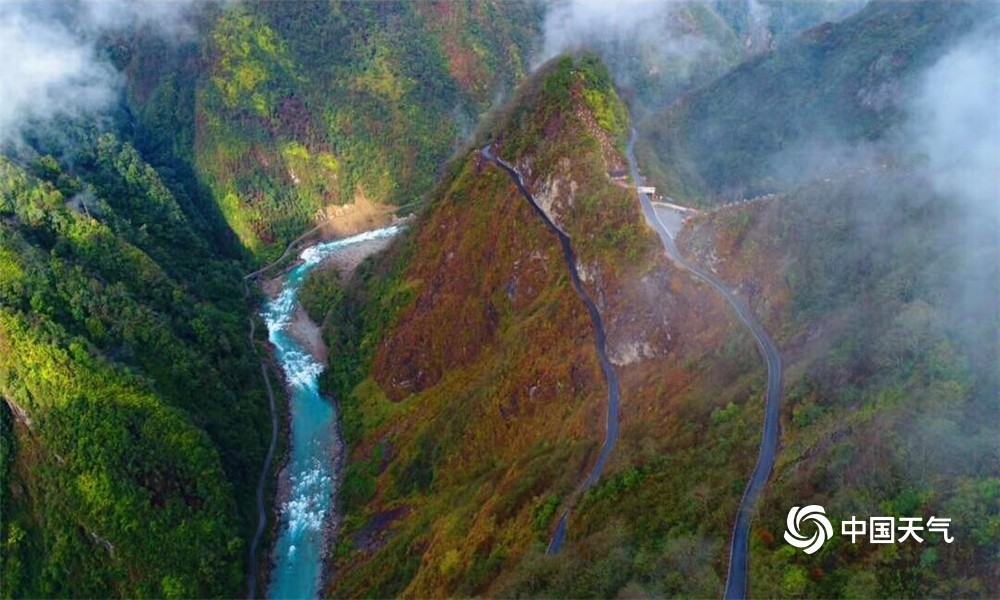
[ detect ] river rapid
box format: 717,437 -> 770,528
262,226 -> 402,600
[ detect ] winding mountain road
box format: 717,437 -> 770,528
242,278 -> 279,600
247,363 -> 278,599
626,129 -> 782,600
482,145 -> 621,555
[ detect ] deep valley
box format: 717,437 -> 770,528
1,2 -> 996,599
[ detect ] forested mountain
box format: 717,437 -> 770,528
1,1 -> 996,599
0,137 -> 267,597
123,1 -> 542,260
305,54 -> 763,597
1,1 -> 541,597
649,4 -> 1000,595
302,3 -> 997,598
685,173 -> 999,597
123,0 -> 859,258
639,1 -> 991,202
533,1 -> 869,124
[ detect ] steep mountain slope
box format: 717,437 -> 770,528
710,0 -> 867,54
538,0 -> 866,126
678,171 -> 998,597
0,137 -> 272,597
304,55 -> 774,598
123,0 -> 855,261
307,5 -> 997,596
308,56 -> 631,597
640,1 -> 991,202
1,2 -> 994,598
642,2 -> 999,595
122,1 -> 541,260
1,4 -> 542,596
556,1 -> 745,121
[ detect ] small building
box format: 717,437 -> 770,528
637,185 -> 656,195
608,168 -> 628,180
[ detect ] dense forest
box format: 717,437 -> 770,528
139,1 -> 542,259
1,1 -> 996,598
0,138 -> 270,597
1,1 -> 541,597
304,4 -> 997,598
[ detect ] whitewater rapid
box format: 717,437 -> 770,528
262,226 -> 402,600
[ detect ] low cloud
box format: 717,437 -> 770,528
539,0 -> 693,64
0,5 -> 118,146
0,1 -> 207,148
535,1 -> 867,116
80,1 -> 202,37
909,19 -> 1000,211
536,0 -> 730,114
538,0 -> 723,69
908,15 -> 1000,331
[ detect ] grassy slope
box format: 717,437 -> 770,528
0,138 -> 273,598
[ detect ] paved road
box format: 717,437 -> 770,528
482,145 -> 621,555
652,204 -> 687,239
247,363 -> 278,599
241,276 -> 279,600
625,129 -> 782,600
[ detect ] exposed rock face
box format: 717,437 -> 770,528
4,398 -> 32,431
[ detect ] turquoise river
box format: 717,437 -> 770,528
262,226 -> 402,599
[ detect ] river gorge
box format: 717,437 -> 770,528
261,226 -> 402,599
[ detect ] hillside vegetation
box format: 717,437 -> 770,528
307,56 -> 620,597
1,2 -> 995,598
304,55 -> 772,598
0,137 -> 273,597
1,2 -> 542,595
125,1 -> 541,260
651,1 -> 999,594
306,5 -> 997,596
679,171 -> 999,597
640,1 -> 989,202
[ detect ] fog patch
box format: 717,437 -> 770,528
539,0 -> 706,64
908,16 -> 1000,340
0,6 -> 118,146
0,1 -> 210,148
536,0 -> 732,112
909,20 -> 1000,212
